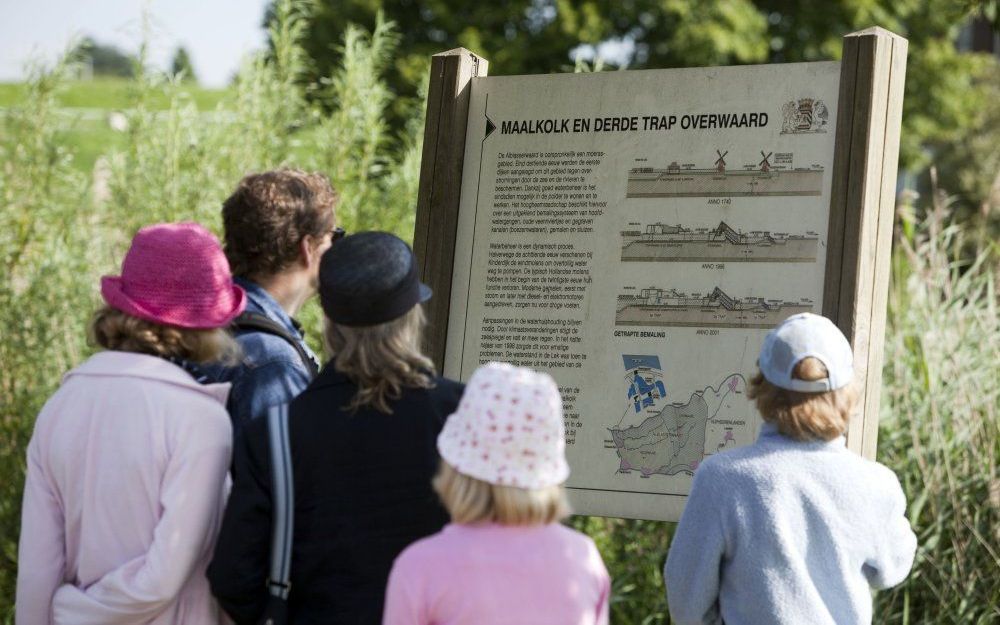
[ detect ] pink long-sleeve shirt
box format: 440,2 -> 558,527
16,351 -> 233,625
383,522 -> 610,625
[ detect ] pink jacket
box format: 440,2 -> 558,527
384,522 -> 611,625
16,351 -> 233,624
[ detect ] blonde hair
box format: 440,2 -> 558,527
323,305 -> 435,414
90,306 -> 240,364
747,357 -> 859,441
432,461 -> 570,526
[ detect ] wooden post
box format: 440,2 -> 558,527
823,28 -> 908,459
412,48 -> 489,370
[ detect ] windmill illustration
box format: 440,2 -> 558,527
715,150 -> 728,173
759,150 -> 772,172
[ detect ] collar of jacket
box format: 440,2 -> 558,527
757,421 -> 847,449
307,363 -> 354,391
235,276 -> 304,340
64,351 -> 231,405
305,364 -> 439,394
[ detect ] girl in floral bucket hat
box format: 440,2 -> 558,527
16,222 -> 244,625
384,362 -> 611,625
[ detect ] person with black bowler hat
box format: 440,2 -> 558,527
207,231 -> 465,625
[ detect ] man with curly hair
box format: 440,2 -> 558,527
209,169 -> 341,434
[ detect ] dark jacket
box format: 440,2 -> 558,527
207,364 -> 464,625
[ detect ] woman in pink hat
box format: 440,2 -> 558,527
16,222 -> 246,624
383,362 -> 611,625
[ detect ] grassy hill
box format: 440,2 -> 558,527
0,77 -> 228,110
0,78 -> 230,173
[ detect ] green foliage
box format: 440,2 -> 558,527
286,0 -> 771,128
170,47 -> 198,83
0,58 -> 97,622
302,13 -> 418,232
927,62 -> 1000,222
569,517 -> 673,624
74,37 -> 136,78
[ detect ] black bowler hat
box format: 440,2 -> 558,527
319,231 -> 432,326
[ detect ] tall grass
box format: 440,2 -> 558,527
0,57 -> 99,617
874,184 -> 999,624
0,2 -> 997,622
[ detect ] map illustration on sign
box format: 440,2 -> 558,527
626,150 -> 823,198
620,221 -> 820,263
610,363 -> 752,478
616,286 -> 813,328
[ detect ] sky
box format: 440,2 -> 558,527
0,0 -> 272,87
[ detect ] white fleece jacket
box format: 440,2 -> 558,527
665,423 -> 917,625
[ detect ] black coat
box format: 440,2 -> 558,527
208,365 -> 464,625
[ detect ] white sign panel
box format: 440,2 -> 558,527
444,62 -> 841,521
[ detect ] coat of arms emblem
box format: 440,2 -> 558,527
781,98 -> 829,133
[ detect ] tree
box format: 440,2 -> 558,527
170,46 -> 198,83
277,1 -> 769,98
74,37 -> 136,78
268,0 -> 773,133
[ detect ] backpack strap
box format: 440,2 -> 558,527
266,402 -> 294,603
233,312 -> 320,378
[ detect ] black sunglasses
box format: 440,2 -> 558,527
331,227 -> 347,242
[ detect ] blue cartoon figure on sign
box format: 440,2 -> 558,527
623,355 -> 667,413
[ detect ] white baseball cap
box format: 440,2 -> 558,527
759,313 -> 854,392
437,362 -> 570,490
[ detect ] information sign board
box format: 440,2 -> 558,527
414,28 -> 907,520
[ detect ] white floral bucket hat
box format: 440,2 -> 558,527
437,362 -> 570,489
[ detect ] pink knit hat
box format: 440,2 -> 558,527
101,222 -> 246,329
438,362 -> 570,489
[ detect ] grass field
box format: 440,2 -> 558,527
0,78 -> 230,172
0,78 -> 228,110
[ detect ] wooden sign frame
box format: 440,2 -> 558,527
413,28 -> 907,462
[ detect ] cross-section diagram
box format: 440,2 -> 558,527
616,286 -> 813,329
620,221 -> 820,262
626,151 -> 823,198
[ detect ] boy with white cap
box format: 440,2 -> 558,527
665,313 -> 917,625
383,362 -> 611,625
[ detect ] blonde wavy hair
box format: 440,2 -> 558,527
747,356 -> 859,441
90,306 -> 240,364
433,461 -> 570,526
323,305 -> 435,413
